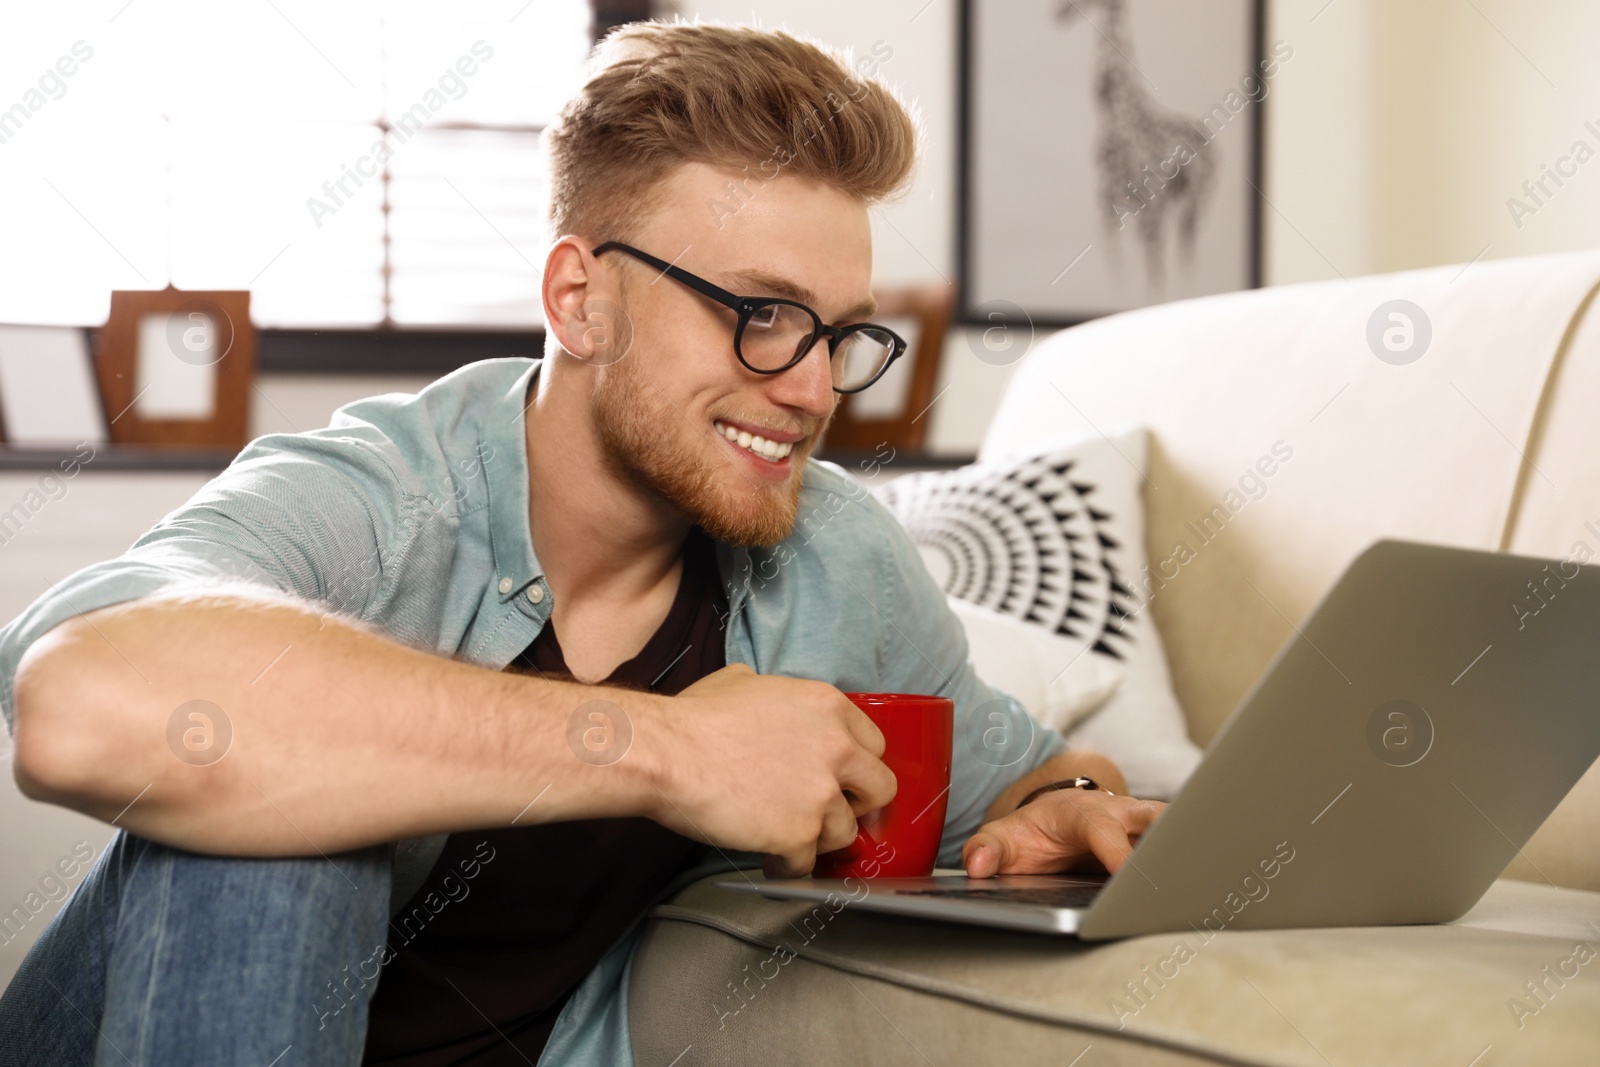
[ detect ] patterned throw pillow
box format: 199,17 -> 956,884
874,426 -> 1202,799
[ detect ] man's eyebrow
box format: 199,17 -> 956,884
721,267 -> 878,323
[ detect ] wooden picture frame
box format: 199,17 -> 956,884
821,282 -> 953,455
96,287 -> 257,448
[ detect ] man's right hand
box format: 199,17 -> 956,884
640,663 -> 897,877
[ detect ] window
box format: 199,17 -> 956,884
0,2 -> 594,328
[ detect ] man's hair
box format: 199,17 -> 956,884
543,20 -> 920,244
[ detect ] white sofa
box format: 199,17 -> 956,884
628,250 -> 1600,1064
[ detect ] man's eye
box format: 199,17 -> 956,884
748,305 -> 779,329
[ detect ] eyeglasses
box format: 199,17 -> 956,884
591,241 -> 906,394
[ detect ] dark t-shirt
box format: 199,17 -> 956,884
363,525 -> 726,1065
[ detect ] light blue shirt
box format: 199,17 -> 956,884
0,357 -> 1062,1064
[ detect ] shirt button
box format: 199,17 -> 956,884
527,584 -> 545,605
498,577 -> 513,595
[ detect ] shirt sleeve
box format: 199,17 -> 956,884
0,425 -> 421,736
866,494 -> 1066,867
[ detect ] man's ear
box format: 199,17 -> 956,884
541,237 -> 632,367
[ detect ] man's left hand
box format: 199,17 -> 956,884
962,788 -> 1166,878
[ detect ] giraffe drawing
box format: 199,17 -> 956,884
1056,0 -> 1216,283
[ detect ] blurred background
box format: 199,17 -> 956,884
2,0 -> 1599,984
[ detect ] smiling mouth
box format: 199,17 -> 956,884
713,419 -> 797,462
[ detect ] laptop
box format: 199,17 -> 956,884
720,539 -> 1600,940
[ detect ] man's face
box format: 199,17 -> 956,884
588,162 -> 875,547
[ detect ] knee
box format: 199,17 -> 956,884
113,832 -> 394,939
92,836 -> 398,1060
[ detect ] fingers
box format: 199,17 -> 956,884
817,794 -> 860,855
838,749 -> 897,816
837,697 -> 886,758
766,793 -> 862,880
962,795 -> 1168,878
765,848 -> 814,880
962,828 -> 1009,879
1117,798 -> 1164,846
1079,809 -> 1136,874
830,689 -> 897,816
1065,795 -> 1167,874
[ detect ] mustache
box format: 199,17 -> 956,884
717,418 -> 815,439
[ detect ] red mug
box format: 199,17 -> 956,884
812,692 -> 954,879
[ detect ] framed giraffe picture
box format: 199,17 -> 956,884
958,0 -> 1272,329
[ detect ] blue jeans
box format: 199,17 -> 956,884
0,829 -> 394,1066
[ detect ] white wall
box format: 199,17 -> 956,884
1372,0 -> 1600,271
1261,0 -> 1376,282
249,373 -> 437,437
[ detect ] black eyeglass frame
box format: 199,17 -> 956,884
591,240 -> 907,395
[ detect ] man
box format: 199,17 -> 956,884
0,20 -> 1162,1066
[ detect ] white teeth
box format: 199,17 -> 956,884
714,420 -> 794,462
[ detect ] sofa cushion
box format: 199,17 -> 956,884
945,594 -> 1122,736
630,872 -> 1600,1066
875,426 -> 1201,799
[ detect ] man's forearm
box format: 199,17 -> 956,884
982,749 -> 1129,824
11,585 -> 667,856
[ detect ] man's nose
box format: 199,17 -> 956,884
769,334 -> 838,420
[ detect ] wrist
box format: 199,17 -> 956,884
520,677 -> 671,822
1055,750 -> 1127,796
1017,776 -> 1114,809
610,687 -> 675,819
987,749 -> 1127,821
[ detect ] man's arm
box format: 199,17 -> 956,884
11,584 -> 895,865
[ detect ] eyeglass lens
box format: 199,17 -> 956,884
739,302 -> 896,392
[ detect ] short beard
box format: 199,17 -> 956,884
590,349 -> 811,548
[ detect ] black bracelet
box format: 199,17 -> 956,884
1018,776 -> 1114,809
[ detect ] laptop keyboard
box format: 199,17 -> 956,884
892,884 -> 1104,909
